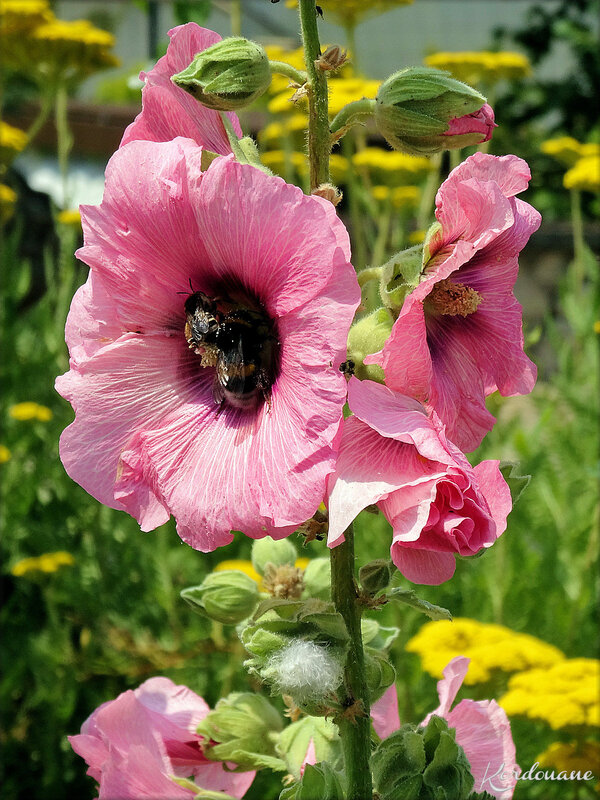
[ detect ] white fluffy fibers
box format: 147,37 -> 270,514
267,640 -> 343,704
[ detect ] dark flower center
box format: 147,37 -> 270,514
424,278 -> 482,317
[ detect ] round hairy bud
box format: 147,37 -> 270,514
251,535 -> 298,576
374,66 -> 492,155
172,36 -> 271,110
180,570 -> 259,624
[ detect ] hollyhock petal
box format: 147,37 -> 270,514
121,23 -> 241,154
371,152 -> 539,451
134,677 -> 210,740
422,656 -> 518,799
371,684 -> 401,740
391,546 -> 457,585
445,103 -> 496,143
58,138 -> 359,548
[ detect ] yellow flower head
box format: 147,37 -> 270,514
541,136 -> 584,168
261,149 -> 348,184
9,401 -> 53,421
267,75 -> 379,117
57,208 -> 82,228
500,658 -> 600,730
424,50 -> 531,86
0,0 -> 51,35
11,550 -> 75,576
286,0 -> 413,26
406,617 -> 565,685
0,121 -> 28,166
563,156 -> 600,193
409,229 -> 426,245
372,184 -> 420,210
3,14 -> 118,82
0,444 -> 12,463
537,740 -> 600,777
258,113 -> 308,148
0,183 -> 17,225
352,147 -> 432,187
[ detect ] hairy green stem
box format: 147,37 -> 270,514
268,60 -> 307,87
330,524 -> 373,800
299,0 -> 330,189
330,98 -> 375,140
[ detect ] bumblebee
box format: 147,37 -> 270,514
184,291 -> 277,410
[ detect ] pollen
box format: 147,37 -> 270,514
425,278 -> 482,317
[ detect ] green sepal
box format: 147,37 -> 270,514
346,307 -> 394,382
359,558 -> 394,595
180,570 -> 260,625
196,692 -> 286,772
361,618 -> 400,650
373,716 -> 475,800
276,716 -> 341,779
364,647 -> 396,703
379,244 -> 424,311
422,221 -> 443,266
499,461 -> 531,506
386,588 -> 452,621
280,763 -> 345,800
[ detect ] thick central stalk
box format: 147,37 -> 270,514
330,524 -> 373,800
299,0 -> 331,190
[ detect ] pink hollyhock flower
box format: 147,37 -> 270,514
372,657 -> 518,800
68,676 -> 255,799
326,378 -> 512,584
56,138 -> 359,551
444,102 -> 497,146
365,152 -> 541,452
121,23 -> 242,154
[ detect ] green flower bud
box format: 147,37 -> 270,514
374,66 -> 488,155
196,692 -> 286,772
346,308 -> 394,382
172,37 -> 271,111
180,570 -> 259,624
379,244 -> 424,312
302,557 -> 331,601
364,648 -> 396,703
251,535 -> 297,576
372,716 -> 475,800
359,558 -> 394,595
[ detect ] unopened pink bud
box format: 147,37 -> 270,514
444,103 -> 497,145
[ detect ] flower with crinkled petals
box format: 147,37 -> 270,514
365,152 -> 541,452
372,657 -> 518,800
68,676 -> 255,798
326,378 -> 511,585
121,23 -> 242,155
56,138 -> 359,552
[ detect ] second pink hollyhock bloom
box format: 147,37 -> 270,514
326,379 -> 512,585
444,102 -> 497,145
372,657 -> 518,799
68,677 -> 255,799
121,23 -> 242,154
365,152 -> 541,452
56,138 -> 359,551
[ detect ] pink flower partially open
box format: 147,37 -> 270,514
365,152 -> 541,452
326,378 -> 512,584
56,138 -> 359,551
372,657 -> 518,800
121,23 -> 242,154
444,103 -> 497,146
68,677 -> 255,799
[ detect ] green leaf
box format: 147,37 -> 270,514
298,762 -> 345,800
386,588 -> 452,621
499,461 -> 531,506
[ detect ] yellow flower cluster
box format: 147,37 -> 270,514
1,1 -> 118,84
9,401 -> 53,421
563,156 -> 600,193
424,50 -> 531,85
0,444 -> 12,463
500,658 -> 600,730
541,138 -> 600,192
406,617 -> 565,685
267,73 -> 379,118
371,184 -> 420,209
286,0 -> 413,26
261,150 -> 349,185
57,208 -> 82,228
264,44 -> 306,98
0,0 -> 51,35
0,121 -> 28,166
0,183 -> 17,225
12,551 -> 75,576
352,147 -> 432,186
536,740 -> 600,776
